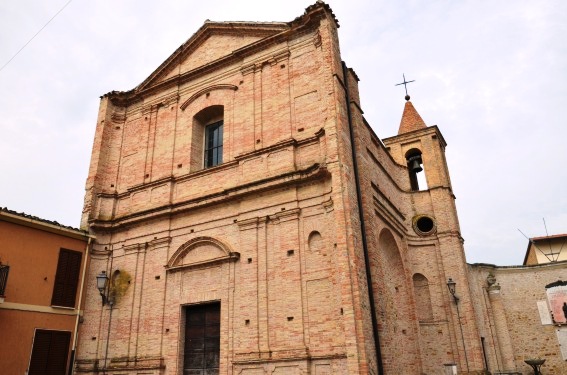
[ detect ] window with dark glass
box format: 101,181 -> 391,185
204,121 -> 223,168
184,302 -> 220,375
28,329 -> 71,375
191,106 -> 223,172
51,249 -> 82,308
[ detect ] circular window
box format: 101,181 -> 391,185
413,215 -> 436,236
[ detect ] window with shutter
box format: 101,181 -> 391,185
28,329 -> 71,375
51,249 -> 82,308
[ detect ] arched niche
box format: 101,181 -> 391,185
166,237 -> 239,272
379,228 -> 403,269
308,231 -> 324,254
373,228 -> 421,373
412,273 -> 433,322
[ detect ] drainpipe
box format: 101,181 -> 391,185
342,61 -> 384,374
69,235 -> 94,375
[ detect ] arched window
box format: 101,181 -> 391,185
405,148 -> 427,191
191,105 -> 224,171
412,273 -> 433,322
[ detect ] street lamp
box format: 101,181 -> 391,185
447,277 -> 459,303
96,270 -> 115,373
96,271 -> 112,306
446,277 -> 469,372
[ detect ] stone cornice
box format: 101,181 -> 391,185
382,125 -> 447,148
469,259 -> 567,271
96,129 -> 325,203
269,208 -> 301,223
232,351 -> 346,365
88,163 -> 328,230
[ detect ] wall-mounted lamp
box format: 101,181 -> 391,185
446,277 -> 459,303
446,277 -> 469,372
96,271 -> 112,306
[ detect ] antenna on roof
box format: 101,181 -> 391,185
518,228 -> 555,262
557,238 -> 566,259
543,218 -> 555,259
543,218 -> 565,261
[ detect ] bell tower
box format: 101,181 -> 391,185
386,97 -> 452,192
382,94 -> 485,374
383,94 -> 458,233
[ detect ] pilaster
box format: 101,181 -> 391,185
487,283 -> 517,372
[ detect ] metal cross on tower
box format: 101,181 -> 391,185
395,73 -> 415,101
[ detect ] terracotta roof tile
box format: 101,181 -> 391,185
398,100 -> 426,135
0,207 -> 85,234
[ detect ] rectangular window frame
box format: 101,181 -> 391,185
204,120 -> 223,168
51,248 -> 82,308
28,329 -> 71,375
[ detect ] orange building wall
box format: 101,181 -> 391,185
0,216 -> 89,375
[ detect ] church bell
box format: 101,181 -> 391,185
408,156 -> 423,173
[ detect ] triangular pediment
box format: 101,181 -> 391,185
138,22 -> 289,91
102,2 -> 339,103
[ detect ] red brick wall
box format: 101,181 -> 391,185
78,5 -> 378,374
77,3 -> 493,375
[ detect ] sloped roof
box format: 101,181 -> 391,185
0,207 -> 90,239
398,100 -> 426,135
531,233 -> 567,242
523,233 -> 567,265
137,21 -> 289,92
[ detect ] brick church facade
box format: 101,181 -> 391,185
75,2 -> 523,374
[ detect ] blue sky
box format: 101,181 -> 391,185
1,0 -> 565,265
